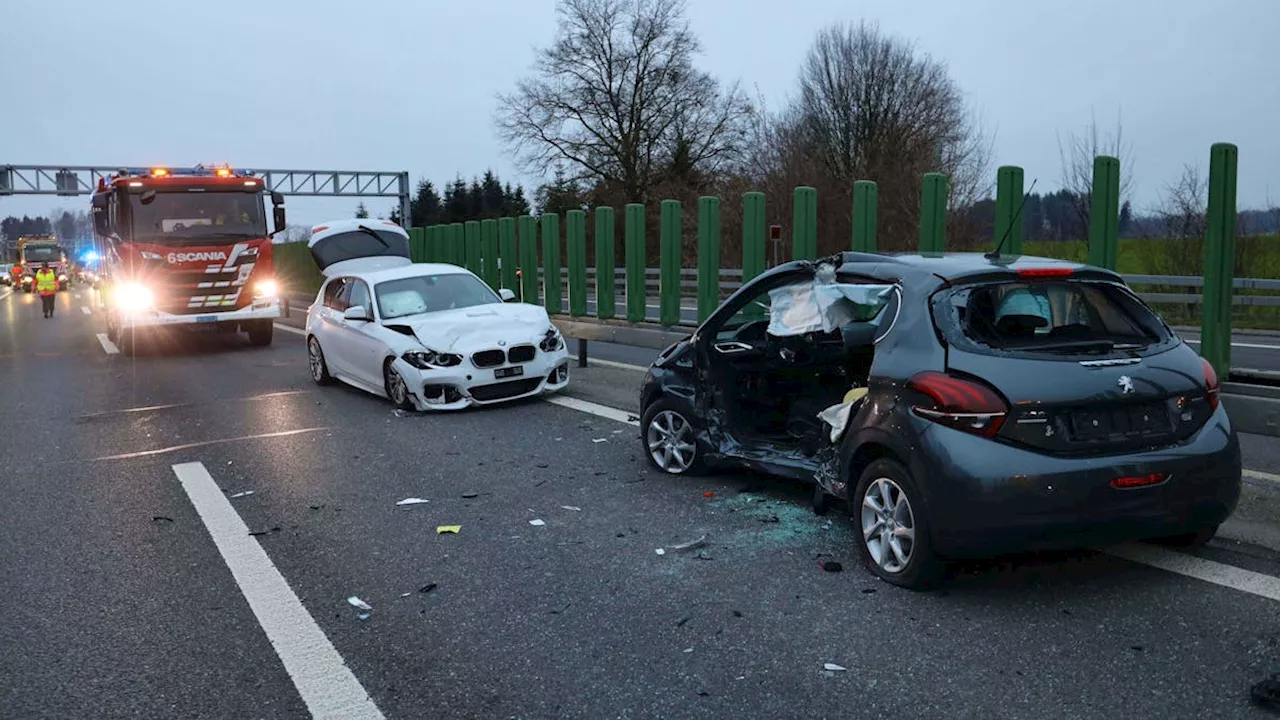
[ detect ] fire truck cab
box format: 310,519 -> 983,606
91,166 -> 286,354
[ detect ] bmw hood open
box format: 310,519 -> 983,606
387,302 -> 558,352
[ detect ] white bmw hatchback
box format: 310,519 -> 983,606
304,218 -> 570,410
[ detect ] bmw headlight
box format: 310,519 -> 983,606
402,349 -> 463,369
115,283 -> 154,312
539,327 -> 564,353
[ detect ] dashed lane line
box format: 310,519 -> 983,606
1108,543 -> 1280,602
1184,338 -> 1280,351
275,323 -> 306,337
566,355 -> 649,372
550,394 -> 1280,602
96,333 -> 120,355
64,427 -> 329,463
81,306 -> 91,315
173,462 -> 384,719
1245,469 -> 1280,487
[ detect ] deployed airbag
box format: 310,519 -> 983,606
767,265 -> 894,337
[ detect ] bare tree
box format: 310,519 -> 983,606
495,0 -> 751,204
1158,163 -> 1207,239
748,21 -> 991,251
1057,110 -> 1134,238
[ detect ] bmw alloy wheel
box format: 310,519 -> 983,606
646,410 -> 695,473
861,477 -> 916,573
386,364 -> 410,407
308,339 -> 324,382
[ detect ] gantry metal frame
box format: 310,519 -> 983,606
0,164 -> 412,226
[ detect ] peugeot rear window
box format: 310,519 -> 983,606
932,280 -> 1174,357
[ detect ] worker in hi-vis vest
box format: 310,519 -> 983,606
35,262 -> 58,318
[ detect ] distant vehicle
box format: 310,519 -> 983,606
90,166 -> 287,355
638,251 -> 1241,590
304,218 -> 570,410
15,236 -> 70,292
0,263 -> 12,287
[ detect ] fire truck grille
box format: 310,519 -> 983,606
155,264 -> 254,313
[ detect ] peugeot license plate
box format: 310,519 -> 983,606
495,366 -> 524,379
196,315 -> 217,323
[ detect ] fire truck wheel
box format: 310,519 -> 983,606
117,328 -> 137,357
247,320 -> 274,347
105,314 -> 119,342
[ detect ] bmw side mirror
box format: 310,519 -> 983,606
499,288 -> 516,302
343,305 -> 371,322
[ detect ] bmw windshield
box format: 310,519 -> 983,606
129,191 -> 267,245
376,273 -> 502,319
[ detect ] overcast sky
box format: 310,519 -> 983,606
2,0 -> 1277,226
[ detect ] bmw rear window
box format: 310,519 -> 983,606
931,280 -> 1175,358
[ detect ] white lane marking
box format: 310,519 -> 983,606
96,333 -> 120,355
71,427 -> 328,463
0,288 -> 11,302
1184,338 -> 1280,351
567,355 -> 649,372
545,395 -> 639,426
173,462 -> 384,719
81,306 -> 92,315
1108,543 -> 1280,602
275,323 -> 307,337
1245,469 -> 1280,487
74,293 -> 82,299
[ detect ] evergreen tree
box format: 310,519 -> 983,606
410,179 -> 442,227
355,202 -> 370,218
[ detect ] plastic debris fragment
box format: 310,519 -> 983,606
347,596 -> 373,611
702,491 -> 715,498
529,519 -> 546,526
396,497 -> 429,506
667,534 -> 708,551
823,663 -> 847,672
400,592 -> 411,598
230,490 -> 255,498
655,548 -> 666,556
461,492 -> 479,499
560,505 -> 581,511
683,648 -> 694,653
420,583 -> 438,593
436,525 -> 461,534
592,438 -> 607,443
152,516 -> 174,523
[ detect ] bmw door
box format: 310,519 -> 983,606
315,278 -> 352,376
336,279 -> 391,391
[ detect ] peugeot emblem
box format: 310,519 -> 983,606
1118,375 -> 1135,394
498,340 -> 507,346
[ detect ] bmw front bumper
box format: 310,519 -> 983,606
393,347 -> 571,412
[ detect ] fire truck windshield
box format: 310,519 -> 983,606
130,191 -> 267,244
21,246 -> 63,263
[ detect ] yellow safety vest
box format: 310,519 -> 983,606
36,270 -> 58,293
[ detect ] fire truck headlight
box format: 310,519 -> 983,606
116,283 -> 154,312
255,279 -> 278,298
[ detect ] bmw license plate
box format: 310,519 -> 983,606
495,366 -> 524,380
195,315 -> 217,323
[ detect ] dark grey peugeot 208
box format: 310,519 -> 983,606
638,252 -> 1241,590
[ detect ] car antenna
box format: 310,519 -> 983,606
985,178 -> 1038,261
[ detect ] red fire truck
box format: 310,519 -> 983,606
91,166 -> 286,354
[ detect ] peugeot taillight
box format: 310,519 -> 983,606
908,371 -> 1009,438
1201,358 -> 1221,411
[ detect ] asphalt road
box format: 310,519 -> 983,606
4,285 -> 1280,719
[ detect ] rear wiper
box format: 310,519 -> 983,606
1023,340 -> 1116,354
357,225 -> 390,249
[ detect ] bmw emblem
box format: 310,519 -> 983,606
498,340 -> 507,346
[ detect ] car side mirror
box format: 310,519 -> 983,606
841,321 -> 878,348
499,288 -> 516,302
343,305 -> 371,322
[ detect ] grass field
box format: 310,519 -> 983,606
272,235 -> 1280,330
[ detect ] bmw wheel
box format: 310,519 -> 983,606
308,337 -> 334,386
384,360 -> 414,410
640,398 -> 704,475
852,458 -> 943,590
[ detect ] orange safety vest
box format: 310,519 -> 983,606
35,269 -> 58,295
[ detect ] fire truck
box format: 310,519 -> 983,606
14,236 -> 70,292
91,166 -> 286,354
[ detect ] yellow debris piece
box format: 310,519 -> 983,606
436,525 -> 461,535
